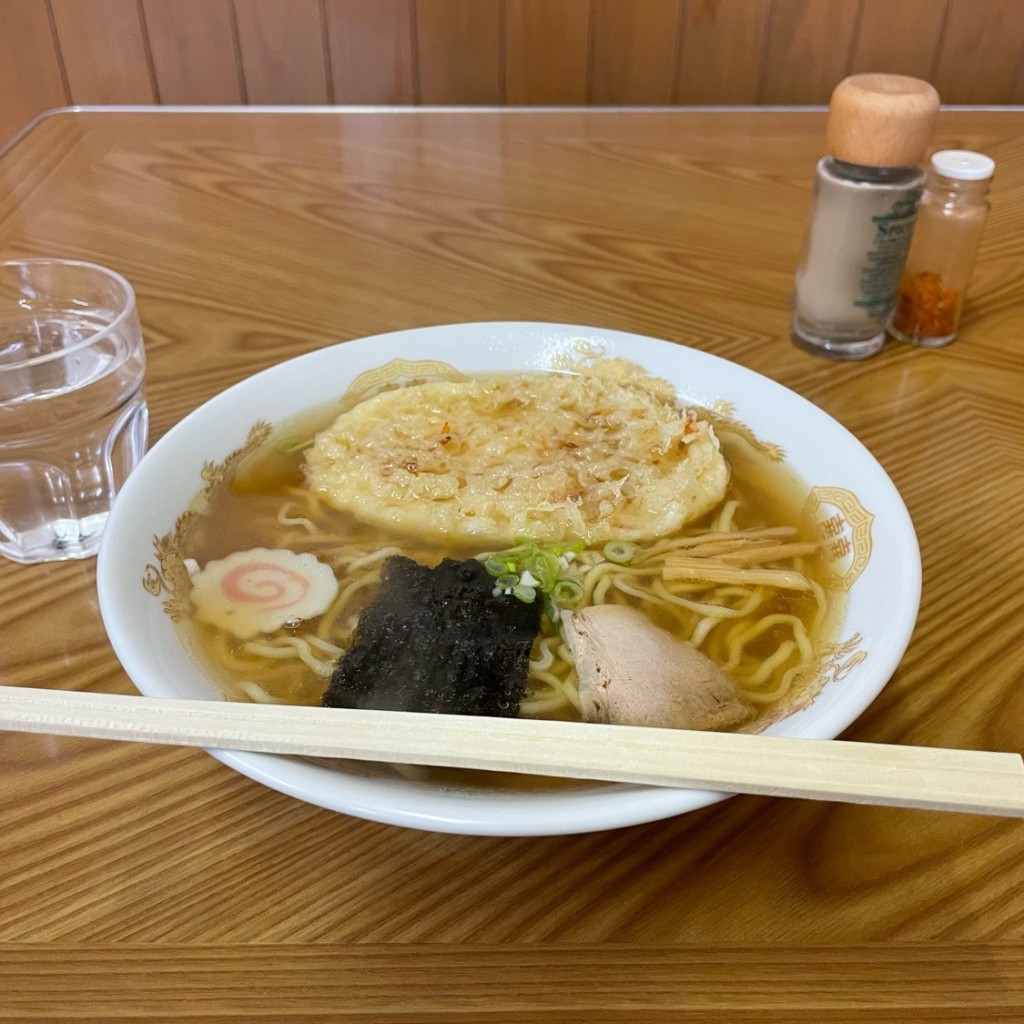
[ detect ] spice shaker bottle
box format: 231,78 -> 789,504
791,74 -> 940,360
888,150 -> 994,347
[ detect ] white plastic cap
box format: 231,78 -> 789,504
931,149 -> 995,180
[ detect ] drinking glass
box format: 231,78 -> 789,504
0,259 -> 148,564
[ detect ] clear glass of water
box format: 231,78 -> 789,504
0,259 -> 148,564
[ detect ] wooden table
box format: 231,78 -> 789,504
2,107 -> 1023,1020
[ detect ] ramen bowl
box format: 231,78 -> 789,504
97,322 -> 921,836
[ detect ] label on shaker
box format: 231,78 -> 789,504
854,192 -> 922,318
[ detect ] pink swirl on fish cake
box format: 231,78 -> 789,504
219,561 -> 311,610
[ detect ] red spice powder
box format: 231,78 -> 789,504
892,271 -> 960,338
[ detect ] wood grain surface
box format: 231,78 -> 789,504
7,0 -> 1024,149
850,0 -> 948,81
48,0 -> 156,104
675,0 -> 770,105
1,108 -> 1024,1017
933,0 -> 1024,106
326,0 -> 417,105
2,945 -> 1024,1021
415,0 -> 503,104
141,0 -> 244,105
0,0 -> 68,149
233,0 -> 331,104
505,0 -> 591,105
759,0 -> 863,105
590,0 -> 682,105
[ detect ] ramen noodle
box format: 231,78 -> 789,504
175,363 -> 841,733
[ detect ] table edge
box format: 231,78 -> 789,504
6,102 -> 1024,160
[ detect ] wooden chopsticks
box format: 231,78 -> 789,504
1,686 -> 1022,817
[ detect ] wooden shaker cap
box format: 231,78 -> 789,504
826,74 -> 940,167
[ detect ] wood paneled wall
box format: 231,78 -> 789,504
3,0 -> 1024,148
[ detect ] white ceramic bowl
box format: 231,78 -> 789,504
97,322 -> 921,835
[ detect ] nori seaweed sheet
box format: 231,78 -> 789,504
322,556 -> 541,716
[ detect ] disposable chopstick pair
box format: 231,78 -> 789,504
1,685 -> 1022,817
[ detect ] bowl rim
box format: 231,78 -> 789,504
97,320 -> 922,835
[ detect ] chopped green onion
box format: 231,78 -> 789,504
481,537 -> 589,618
523,552 -> 557,590
602,541 -> 639,565
552,578 -> 584,608
550,539 -> 586,558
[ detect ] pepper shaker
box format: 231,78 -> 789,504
791,74 -> 940,360
888,150 -> 994,347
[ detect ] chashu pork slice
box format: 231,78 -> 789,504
565,604 -> 754,731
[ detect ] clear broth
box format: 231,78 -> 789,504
175,378 -> 842,788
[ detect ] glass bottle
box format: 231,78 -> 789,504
888,150 -> 994,347
790,74 -> 940,361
